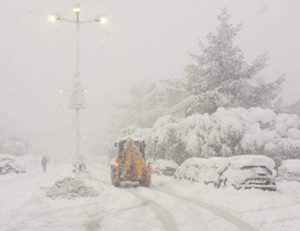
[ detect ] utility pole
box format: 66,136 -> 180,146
48,4 -> 108,176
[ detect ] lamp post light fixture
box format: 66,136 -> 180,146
48,3 -> 108,176
48,13 -> 61,22
73,4 -> 81,14
95,14 -> 108,25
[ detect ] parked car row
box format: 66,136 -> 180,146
154,155 -> 300,191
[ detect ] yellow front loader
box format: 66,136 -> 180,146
111,137 -> 152,187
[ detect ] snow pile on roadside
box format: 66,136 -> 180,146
46,177 -> 99,199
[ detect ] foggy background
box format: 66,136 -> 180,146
0,0 -> 299,158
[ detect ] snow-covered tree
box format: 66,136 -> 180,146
186,8 -> 284,115
126,108 -> 300,165
0,136 -> 29,155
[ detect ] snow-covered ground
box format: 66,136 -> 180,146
153,176 -> 300,231
1,156 -> 300,231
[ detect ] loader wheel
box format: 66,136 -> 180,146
144,181 -> 150,188
140,180 -> 150,188
111,166 -> 121,187
139,175 -> 151,187
113,181 -> 120,187
112,176 -> 120,187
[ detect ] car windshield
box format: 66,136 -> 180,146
240,165 -> 272,175
286,171 -> 300,177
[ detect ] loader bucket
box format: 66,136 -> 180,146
120,181 -> 139,188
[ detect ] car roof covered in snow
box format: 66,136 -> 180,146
180,158 -> 210,168
279,159 -> 300,173
154,159 -> 179,169
228,155 -> 275,170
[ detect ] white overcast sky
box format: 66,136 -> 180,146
0,0 -> 299,156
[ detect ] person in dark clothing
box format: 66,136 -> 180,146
41,156 -> 48,173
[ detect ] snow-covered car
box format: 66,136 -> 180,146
152,159 -> 179,176
278,159 -> 300,182
222,155 -> 276,191
0,156 -> 26,175
175,157 -> 228,187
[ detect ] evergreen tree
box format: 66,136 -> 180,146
186,8 -> 284,115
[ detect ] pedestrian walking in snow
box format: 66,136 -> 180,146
41,156 -> 48,173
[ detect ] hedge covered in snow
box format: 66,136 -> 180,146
121,107 -> 300,165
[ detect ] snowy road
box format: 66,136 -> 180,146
89,165 -> 260,231
1,159 -> 300,231
127,189 -> 180,231
91,164 -> 250,231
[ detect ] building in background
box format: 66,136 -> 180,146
113,80 -> 194,127
287,99 -> 300,117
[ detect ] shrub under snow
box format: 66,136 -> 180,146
127,107 -> 300,164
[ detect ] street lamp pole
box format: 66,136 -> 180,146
48,4 -> 108,176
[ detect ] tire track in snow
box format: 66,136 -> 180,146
128,189 -> 179,231
140,187 -> 210,231
152,186 -> 255,231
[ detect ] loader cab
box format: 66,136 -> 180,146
115,138 -> 146,159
